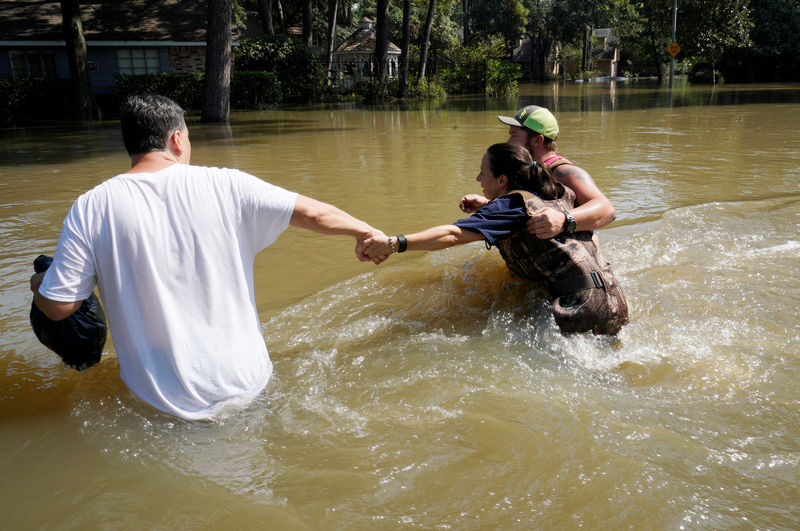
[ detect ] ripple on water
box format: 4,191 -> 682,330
50,196 -> 800,528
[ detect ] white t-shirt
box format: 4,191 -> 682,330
39,163 -> 298,420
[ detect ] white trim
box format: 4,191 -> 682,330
0,41 -> 211,47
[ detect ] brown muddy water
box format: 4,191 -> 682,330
1,81 -> 799,528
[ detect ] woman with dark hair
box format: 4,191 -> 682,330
362,142 -> 628,336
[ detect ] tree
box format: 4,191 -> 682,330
302,0 -> 313,46
418,0 -> 437,80
728,0 -> 800,81
375,0 -> 391,78
59,0 -> 99,120
274,0 -> 286,33
461,0 -> 471,44
202,0 -> 233,123
682,0 -> 752,83
470,0 -> 527,55
257,0 -> 275,34
398,0 -> 412,98
324,0 -> 339,77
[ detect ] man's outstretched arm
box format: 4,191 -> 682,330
289,194 -> 387,262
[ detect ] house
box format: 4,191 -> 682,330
331,17 -> 400,81
511,36 -> 559,80
511,28 -> 621,80
0,0 -> 237,95
591,28 -> 620,77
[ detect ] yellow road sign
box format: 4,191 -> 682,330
668,41 -> 681,57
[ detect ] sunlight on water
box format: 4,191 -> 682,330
2,83 -> 800,528
51,195 -> 800,528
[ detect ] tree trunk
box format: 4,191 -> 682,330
302,0 -> 313,47
275,0 -> 286,34
258,0 -> 274,35
418,0 -> 437,80
581,25 -> 592,73
644,1 -> 662,79
325,0 -> 338,77
201,0 -> 232,123
59,0 -> 99,120
461,0 -> 470,44
398,0 -> 411,98
375,0 -> 390,79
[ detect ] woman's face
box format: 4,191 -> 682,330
477,153 -> 506,200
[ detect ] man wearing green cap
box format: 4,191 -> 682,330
461,105 -> 616,239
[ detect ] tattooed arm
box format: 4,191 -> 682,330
527,163 -> 616,238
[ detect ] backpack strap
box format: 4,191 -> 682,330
544,155 -> 572,171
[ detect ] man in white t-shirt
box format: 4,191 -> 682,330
29,94 -> 384,420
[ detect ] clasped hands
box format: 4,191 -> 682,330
355,229 -> 392,264
355,194 -> 567,264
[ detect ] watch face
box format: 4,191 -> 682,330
564,211 -> 576,233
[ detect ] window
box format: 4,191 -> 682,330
9,51 -> 57,78
117,48 -> 160,75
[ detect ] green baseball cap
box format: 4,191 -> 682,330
498,105 -> 559,140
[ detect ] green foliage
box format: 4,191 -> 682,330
485,59 -> 519,97
408,77 -> 447,99
234,34 -> 324,102
115,72 -> 205,109
687,59 -> 724,84
471,0 -> 528,50
230,71 -> 282,108
114,72 -> 281,110
557,41 -> 583,78
438,63 -> 484,94
0,77 -> 73,122
434,41 -> 518,96
606,0 -> 753,77
749,0 -> 800,57
719,0 -> 800,81
442,39 -> 505,63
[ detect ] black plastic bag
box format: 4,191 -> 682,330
30,255 -> 107,370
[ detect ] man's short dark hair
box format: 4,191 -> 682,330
121,94 -> 187,156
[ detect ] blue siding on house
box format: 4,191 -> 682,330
87,48 -> 121,95
159,47 -> 170,74
0,46 -> 171,95
0,47 -> 70,78
54,49 -> 70,78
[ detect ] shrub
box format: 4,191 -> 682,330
0,77 -> 73,123
115,72 -> 204,109
435,40 -> 517,96
114,72 -> 282,110
408,77 -> 447,99
230,71 -> 281,108
687,60 -> 724,84
486,60 -> 520,97
234,35 -> 323,102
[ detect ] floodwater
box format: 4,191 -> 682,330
1,81 -> 799,528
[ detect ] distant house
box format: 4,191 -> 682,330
511,28 -> 621,80
511,37 -> 559,80
591,28 -> 620,77
331,17 -> 400,81
0,0 -> 237,95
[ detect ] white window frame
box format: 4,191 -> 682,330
117,48 -> 161,75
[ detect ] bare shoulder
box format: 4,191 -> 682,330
552,162 -> 608,204
552,163 -> 594,184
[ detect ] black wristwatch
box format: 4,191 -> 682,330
562,211 -> 577,233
